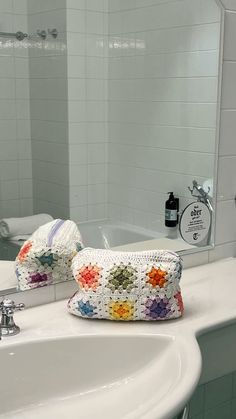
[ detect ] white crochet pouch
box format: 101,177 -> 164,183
15,219 -> 83,290
68,248 -> 184,321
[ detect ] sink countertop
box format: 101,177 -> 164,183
5,257 -> 236,343
1,257 -> 236,419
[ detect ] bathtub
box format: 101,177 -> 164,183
78,221 -> 163,249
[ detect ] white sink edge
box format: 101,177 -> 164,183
0,331 -> 202,419
139,334 -> 202,419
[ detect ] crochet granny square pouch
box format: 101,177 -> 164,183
15,219 -> 83,290
68,248 -> 184,321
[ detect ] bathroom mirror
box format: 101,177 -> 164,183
0,0 -> 223,294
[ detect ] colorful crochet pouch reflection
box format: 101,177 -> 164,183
68,248 -> 184,321
15,219 -> 83,290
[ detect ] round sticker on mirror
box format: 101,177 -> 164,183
179,202 -> 211,245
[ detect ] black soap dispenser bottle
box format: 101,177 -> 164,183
165,192 -> 179,227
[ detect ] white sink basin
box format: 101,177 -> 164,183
0,333 -> 201,419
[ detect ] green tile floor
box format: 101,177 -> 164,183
173,371 -> 236,419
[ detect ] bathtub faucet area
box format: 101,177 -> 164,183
188,180 -> 213,212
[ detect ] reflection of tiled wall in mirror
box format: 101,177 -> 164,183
67,2 -> 108,223
108,0 -> 221,234
28,0 -> 69,219
0,0 -> 33,219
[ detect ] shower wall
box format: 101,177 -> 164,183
66,0 -> 108,223
0,0 -> 32,219
107,0 -> 221,232
29,0 -> 109,222
28,0 -> 69,219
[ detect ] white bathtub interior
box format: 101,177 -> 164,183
78,220 -> 194,252
78,221 -> 160,248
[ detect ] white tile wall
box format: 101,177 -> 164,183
217,156 -> 236,201
67,0 -> 108,222
108,0 -> 221,233
0,1 -> 33,218
28,0 -> 69,218
220,0 -> 236,11
214,3 -> 236,258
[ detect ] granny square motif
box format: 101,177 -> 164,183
68,248 -> 184,321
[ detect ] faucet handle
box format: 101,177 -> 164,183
0,299 -> 25,315
14,302 -> 25,311
0,299 -> 25,336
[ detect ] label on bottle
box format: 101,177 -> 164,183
179,202 -> 211,245
165,209 -> 177,221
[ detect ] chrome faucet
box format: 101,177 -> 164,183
188,180 -> 213,212
0,299 -> 25,337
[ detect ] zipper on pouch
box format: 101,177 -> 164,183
47,219 -> 65,247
